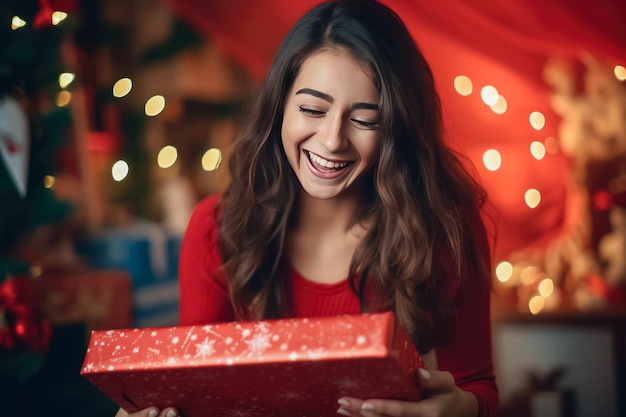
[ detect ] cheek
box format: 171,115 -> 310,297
281,111 -> 296,152
281,108 -> 301,146
359,135 -> 381,166
282,115 -> 314,158
281,117 -> 303,168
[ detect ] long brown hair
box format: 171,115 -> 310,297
217,0 -> 490,352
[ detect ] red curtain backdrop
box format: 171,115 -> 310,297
163,0 -> 626,262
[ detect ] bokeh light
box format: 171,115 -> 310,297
113,78 -> 133,98
530,141 -> 546,160
490,95 -> 507,114
529,111 -> 545,130
538,278 -> 554,298
157,145 -> 178,168
529,295 -> 545,315
495,261 -> 513,283
454,75 -> 473,96
44,175 -> 55,189
524,188 -> 541,209
482,149 -> 502,171
202,148 -> 223,171
59,72 -> 75,88
544,136 -> 559,155
56,91 -> 71,107
11,16 -> 26,30
112,160 -> 129,181
480,85 -> 499,106
52,11 -> 68,25
145,95 -> 166,116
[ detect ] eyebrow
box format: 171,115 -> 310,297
295,88 -> 378,111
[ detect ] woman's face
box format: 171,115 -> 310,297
281,48 -> 380,201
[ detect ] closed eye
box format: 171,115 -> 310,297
299,107 -> 325,117
352,119 -> 379,129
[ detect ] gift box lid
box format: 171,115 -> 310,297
81,311 -> 424,417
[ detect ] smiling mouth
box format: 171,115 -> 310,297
305,150 -> 353,172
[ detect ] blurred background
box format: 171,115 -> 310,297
0,0 -> 625,416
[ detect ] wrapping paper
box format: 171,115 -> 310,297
81,312 -> 424,417
36,267 -> 132,330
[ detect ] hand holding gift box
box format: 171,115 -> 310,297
81,312 -> 424,417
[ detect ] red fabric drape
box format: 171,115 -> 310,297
163,0 -> 626,261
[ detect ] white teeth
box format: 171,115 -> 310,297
308,152 -> 348,169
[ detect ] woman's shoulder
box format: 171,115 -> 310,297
193,193 -> 222,217
184,193 -> 222,246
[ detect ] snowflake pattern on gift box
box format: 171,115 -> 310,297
278,389 -> 310,402
81,312 -> 424,417
223,407 -> 253,417
337,377 -> 363,390
194,337 -> 216,359
243,322 -> 272,356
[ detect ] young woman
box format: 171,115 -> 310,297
119,1 -> 498,416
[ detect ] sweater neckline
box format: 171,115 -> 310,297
288,264 -> 350,293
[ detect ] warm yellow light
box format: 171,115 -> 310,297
544,136 -> 559,155
490,95 -> 507,114
113,78 -> 132,98
495,261 -> 513,283
524,188 -> 541,209
480,85 -> 499,106
52,11 -> 68,25
59,72 -> 75,88
30,265 -> 43,278
529,111 -> 545,130
528,295 -> 545,315
112,160 -> 129,181
530,141 -> 546,160
44,175 -> 55,188
615,65 -> 626,82
11,16 -> 26,30
157,145 -> 178,168
202,148 -> 223,171
538,278 -> 554,298
145,95 -> 166,116
454,75 -> 473,96
56,91 -> 71,107
482,149 -> 502,171
520,265 -> 539,286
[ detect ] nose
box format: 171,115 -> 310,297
320,114 -> 348,152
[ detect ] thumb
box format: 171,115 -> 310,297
417,368 -> 456,392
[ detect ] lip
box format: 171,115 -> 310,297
303,150 -> 354,180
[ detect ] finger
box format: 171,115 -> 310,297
363,397 -> 445,417
115,408 -> 130,417
158,407 -> 180,417
364,400 -> 401,416
120,407 -> 161,417
337,397 -> 366,416
338,397 -> 409,417
417,368 -> 456,392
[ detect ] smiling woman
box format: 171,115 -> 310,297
281,49 -> 380,201
117,1 -> 498,417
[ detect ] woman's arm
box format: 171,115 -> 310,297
336,286 -> 497,417
178,194 -> 235,325
337,222 -> 498,417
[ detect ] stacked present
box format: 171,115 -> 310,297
81,221 -> 181,327
81,311 -> 424,417
36,266 -> 133,331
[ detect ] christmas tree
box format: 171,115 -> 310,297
0,1 -> 74,280
0,1 -> 80,415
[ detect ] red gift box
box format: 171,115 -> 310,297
81,312 -> 424,417
36,267 -> 133,330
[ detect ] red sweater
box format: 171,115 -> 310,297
179,194 -> 499,416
